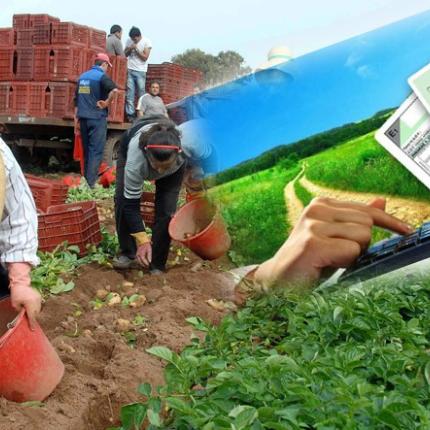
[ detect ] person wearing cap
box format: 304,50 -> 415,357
124,26 -> 152,122
113,116 -> 214,273
0,138 -> 41,329
74,54 -> 118,188
106,24 -> 124,56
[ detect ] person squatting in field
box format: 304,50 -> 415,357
113,117 -> 214,273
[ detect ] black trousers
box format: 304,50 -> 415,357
0,265 -> 9,300
115,154 -> 186,271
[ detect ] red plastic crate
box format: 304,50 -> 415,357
0,28 -> 15,47
85,49 -> 97,70
0,83 -> 12,115
16,29 -> 34,47
140,192 -> 155,227
0,48 -> 14,81
108,55 -> 127,89
88,27 -> 106,50
47,82 -> 76,119
25,174 -> 69,210
29,14 -> 59,27
13,15 -> 31,30
34,45 -> 85,82
108,90 -> 125,123
15,48 -> 34,80
32,24 -> 51,45
10,82 -> 29,115
26,178 -> 53,212
38,201 -> 102,255
51,22 -> 89,47
28,82 -> 49,117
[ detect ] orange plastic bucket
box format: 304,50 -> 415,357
169,198 -> 231,260
0,297 -> 64,402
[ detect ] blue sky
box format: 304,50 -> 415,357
201,9 -> 430,171
1,0 -> 429,68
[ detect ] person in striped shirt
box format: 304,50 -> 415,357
0,138 -> 41,329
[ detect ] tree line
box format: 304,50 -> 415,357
215,110 -> 393,185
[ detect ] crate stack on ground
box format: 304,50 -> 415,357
25,175 -> 102,255
0,14 -> 127,123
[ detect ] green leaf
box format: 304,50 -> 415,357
424,361 -> 430,386
137,383 -> 152,397
333,306 -> 343,321
146,346 -> 174,363
147,409 -> 162,427
67,245 -> 81,254
166,397 -> 194,415
50,280 -> 75,295
120,403 -> 147,430
229,405 -> 258,429
186,316 -> 209,332
21,400 -> 45,408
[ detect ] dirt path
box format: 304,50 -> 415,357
300,176 -> 430,227
284,171 -> 304,227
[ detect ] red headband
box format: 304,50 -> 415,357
146,144 -> 182,152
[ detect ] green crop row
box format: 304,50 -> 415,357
110,275 -> 430,430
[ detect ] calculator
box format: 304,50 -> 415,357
337,222 -> 430,284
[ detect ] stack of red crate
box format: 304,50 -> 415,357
0,14 -> 126,123
24,174 -> 102,255
146,62 -> 203,104
38,201 -> 102,255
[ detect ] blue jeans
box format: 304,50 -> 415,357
79,118 -> 107,188
126,69 -> 146,117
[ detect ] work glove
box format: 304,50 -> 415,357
8,262 -> 42,331
131,232 -> 152,267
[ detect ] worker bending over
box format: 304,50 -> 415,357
113,116 -> 211,272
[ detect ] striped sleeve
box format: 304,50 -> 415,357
0,139 -> 39,266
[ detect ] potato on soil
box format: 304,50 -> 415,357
96,289 -> 109,300
107,292 -> 121,306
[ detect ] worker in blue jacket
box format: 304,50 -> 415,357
74,53 -> 118,187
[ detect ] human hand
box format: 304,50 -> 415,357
136,243 -> 152,267
253,197 -> 413,290
96,100 -> 109,109
8,262 -> 42,330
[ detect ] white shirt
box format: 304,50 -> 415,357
126,37 -> 152,72
0,138 -> 39,266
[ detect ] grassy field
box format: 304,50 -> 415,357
211,165 -> 300,265
305,132 -> 430,201
212,128 -> 430,266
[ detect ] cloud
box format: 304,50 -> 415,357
356,65 -> 377,79
344,42 -> 378,79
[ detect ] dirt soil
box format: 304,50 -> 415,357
0,203 -> 237,430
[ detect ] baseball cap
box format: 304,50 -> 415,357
95,53 -> 112,67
